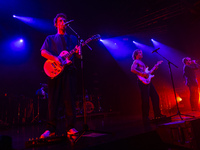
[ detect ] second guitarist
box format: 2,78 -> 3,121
131,49 -> 166,123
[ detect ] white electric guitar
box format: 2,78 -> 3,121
44,34 -> 101,78
138,60 -> 163,84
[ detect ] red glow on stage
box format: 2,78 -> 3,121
177,96 -> 182,103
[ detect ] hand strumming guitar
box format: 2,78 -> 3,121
141,72 -> 149,79
53,56 -> 61,65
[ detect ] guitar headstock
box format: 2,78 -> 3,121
156,60 -> 163,65
91,34 -> 101,41
85,34 -> 101,43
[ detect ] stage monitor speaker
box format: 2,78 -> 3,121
156,118 -> 200,150
0,135 -> 12,150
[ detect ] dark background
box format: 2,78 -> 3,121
1,0 -> 200,118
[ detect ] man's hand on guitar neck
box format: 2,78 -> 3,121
75,45 -> 80,53
75,45 -> 81,58
154,65 -> 159,71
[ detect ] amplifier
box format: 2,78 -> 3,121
156,118 -> 200,150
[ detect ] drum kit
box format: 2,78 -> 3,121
75,93 -> 102,115
31,83 -> 48,123
33,84 -> 102,123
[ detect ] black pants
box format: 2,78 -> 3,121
188,85 -> 199,111
138,80 -> 161,120
47,67 -> 77,132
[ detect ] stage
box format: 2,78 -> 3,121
1,111 -> 200,150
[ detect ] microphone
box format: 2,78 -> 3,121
151,48 -> 160,53
192,59 -> 199,64
64,20 -> 74,25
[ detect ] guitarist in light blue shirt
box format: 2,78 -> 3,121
131,49 -> 166,123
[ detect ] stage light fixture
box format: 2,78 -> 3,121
10,38 -> 25,51
19,39 -> 23,43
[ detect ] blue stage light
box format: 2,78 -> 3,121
19,39 -> 23,43
12,15 -> 54,32
10,38 -> 25,51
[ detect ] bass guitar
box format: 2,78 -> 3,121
138,60 -> 163,84
44,34 -> 101,78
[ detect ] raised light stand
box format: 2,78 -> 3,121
153,49 -> 195,120
67,24 -> 112,144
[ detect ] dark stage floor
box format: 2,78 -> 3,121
1,111 -> 200,150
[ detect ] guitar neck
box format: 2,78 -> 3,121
62,39 -> 92,59
149,61 -> 162,74
149,66 -> 157,74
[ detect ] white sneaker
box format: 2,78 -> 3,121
67,128 -> 78,135
40,130 -> 55,139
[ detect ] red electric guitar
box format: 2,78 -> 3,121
44,34 -> 101,78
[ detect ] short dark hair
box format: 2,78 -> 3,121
53,13 -> 67,26
182,57 -> 190,65
132,49 -> 141,60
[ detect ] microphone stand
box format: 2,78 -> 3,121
153,50 -> 195,120
67,24 -> 112,144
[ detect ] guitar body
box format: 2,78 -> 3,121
137,60 -> 163,84
44,51 -> 71,78
138,67 -> 155,84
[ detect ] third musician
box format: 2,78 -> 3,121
182,57 -> 199,111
